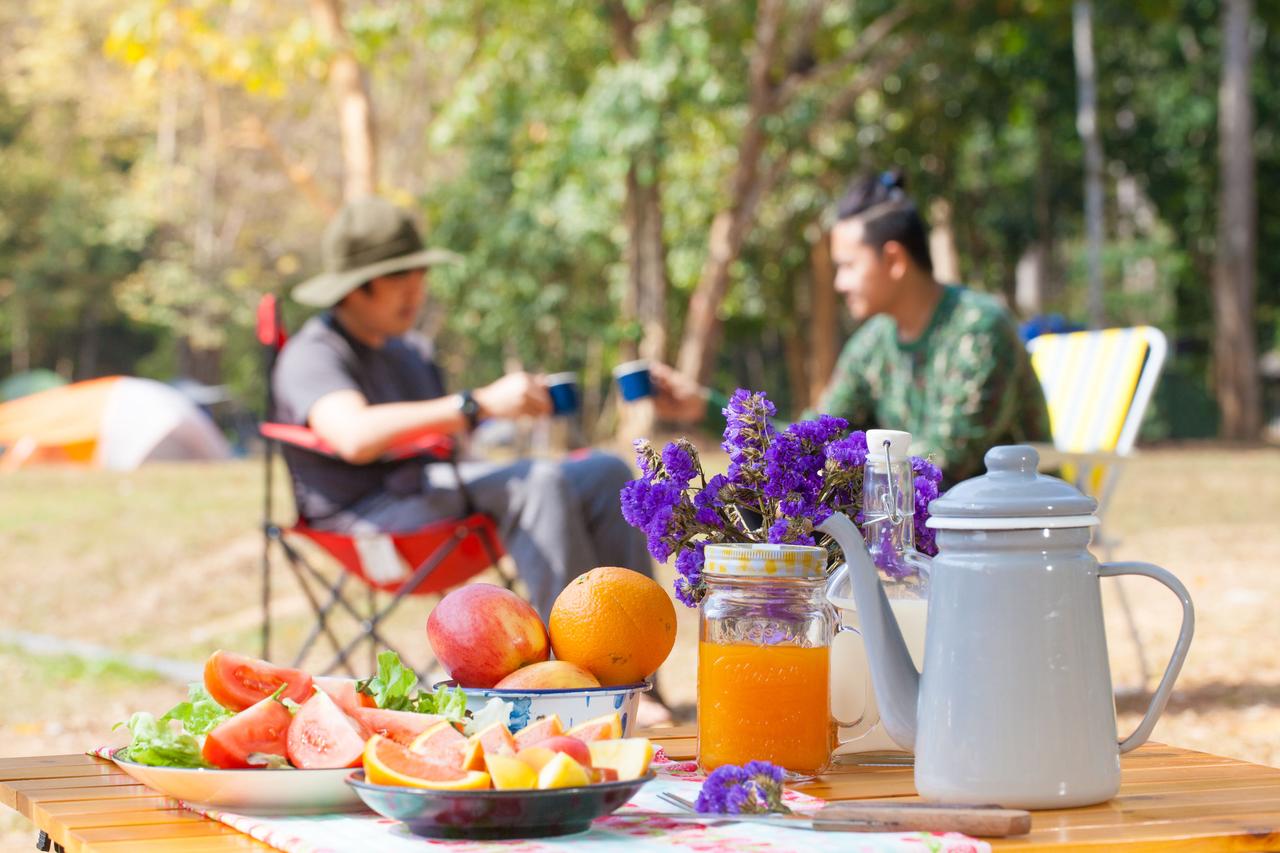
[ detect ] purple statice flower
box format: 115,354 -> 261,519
763,415 -> 847,530
661,440 -> 698,487
632,438 -> 661,478
619,477 -> 683,563
826,430 -> 869,468
722,389 -> 776,489
673,543 -> 706,607
911,456 -> 942,557
873,521 -> 913,579
694,761 -> 790,815
692,472 -> 730,528
822,430 -> 868,510
766,517 -> 816,546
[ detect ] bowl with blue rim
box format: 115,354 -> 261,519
433,680 -> 651,736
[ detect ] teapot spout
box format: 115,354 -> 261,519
819,512 -> 920,751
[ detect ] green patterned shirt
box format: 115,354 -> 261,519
811,285 -> 1051,483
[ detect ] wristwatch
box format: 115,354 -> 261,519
456,389 -> 482,432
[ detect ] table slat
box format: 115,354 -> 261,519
16,784 -> 154,818
48,808 -> 204,850
84,837 -> 275,852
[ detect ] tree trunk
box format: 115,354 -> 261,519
8,285 -> 30,374
623,162 -> 669,362
1213,0 -> 1262,439
675,3 -> 909,385
808,232 -> 838,408
310,0 -> 378,200
928,198 -> 961,284
1073,0 -> 1106,328
609,2 -> 668,443
676,0 -> 784,385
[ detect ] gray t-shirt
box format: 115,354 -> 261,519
271,312 -> 448,522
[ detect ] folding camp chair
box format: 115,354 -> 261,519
1027,325 -> 1168,686
256,294 -> 513,678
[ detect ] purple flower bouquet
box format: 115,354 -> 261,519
620,390 -> 942,607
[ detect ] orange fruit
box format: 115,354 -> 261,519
462,722 -> 516,770
485,753 -> 538,789
363,735 -> 490,790
588,738 -> 654,780
536,751 -> 590,789
513,715 -> 564,751
565,712 -> 622,742
548,567 -> 677,686
515,745 -> 557,773
408,721 -> 468,768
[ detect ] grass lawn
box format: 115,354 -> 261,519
1,445 -> 1278,850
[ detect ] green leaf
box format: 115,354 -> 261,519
246,752 -> 294,770
113,712 -> 208,768
356,650 -> 421,711
158,684 -> 234,737
414,684 -> 468,723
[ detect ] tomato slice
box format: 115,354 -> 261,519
202,693 -> 293,769
287,689 -> 367,769
203,650 -> 314,712
315,676 -> 377,716
352,707 -> 445,747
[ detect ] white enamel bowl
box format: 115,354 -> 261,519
435,681 -> 651,736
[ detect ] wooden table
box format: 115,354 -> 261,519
6,730 -> 1280,852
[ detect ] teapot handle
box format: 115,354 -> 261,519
1099,562 -> 1195,754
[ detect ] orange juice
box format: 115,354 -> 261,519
697,641 -> 833,775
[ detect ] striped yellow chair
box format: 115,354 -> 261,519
1028,325 -> 1168,685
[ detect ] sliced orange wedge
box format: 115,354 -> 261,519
565,712 -> 622,742
363,734 -> 490,790
485,753 -> 538,790
587,738 -> 654,781
513,714 -> 564,751
536,751 -> 590,789
461,720 -> 516,770
409,720 -> 468,768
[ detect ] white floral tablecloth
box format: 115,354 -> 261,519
177,755 -> 989,853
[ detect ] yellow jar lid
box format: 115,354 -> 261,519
702,543 -> 828,579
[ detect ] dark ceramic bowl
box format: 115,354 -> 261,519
346,770 -> 655,840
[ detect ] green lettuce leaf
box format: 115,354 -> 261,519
414,683 -> 467,722
115,683 -> 234,768
357,650 -> 421,711
159,684 -> 234,736
114,712 -> 208,768
356,651 -> 467,722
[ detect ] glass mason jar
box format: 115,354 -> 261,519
697,543 -> 841,777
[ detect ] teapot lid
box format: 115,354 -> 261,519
926,445 -> 1099,530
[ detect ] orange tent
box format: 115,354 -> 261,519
0,376 -> 232,470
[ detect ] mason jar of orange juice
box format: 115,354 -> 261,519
698,543 -> 849,777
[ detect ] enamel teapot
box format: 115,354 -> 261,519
818,445 -> 1194,809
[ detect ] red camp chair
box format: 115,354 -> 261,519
256,294 -> 512,677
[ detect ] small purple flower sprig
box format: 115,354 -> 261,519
620,389 -> 942,607
694,761 -> 792,815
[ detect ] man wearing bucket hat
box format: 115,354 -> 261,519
272,197 -> 651,619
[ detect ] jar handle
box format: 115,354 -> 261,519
1099,562 -> 1195,753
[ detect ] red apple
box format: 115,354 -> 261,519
494,661 -> 600,690
427,584 -> 549,687
533,735 -> 592,768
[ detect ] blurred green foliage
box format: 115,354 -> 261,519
0,0 -> 1276,433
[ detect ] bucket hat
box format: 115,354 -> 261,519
292,197 -> 459,307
